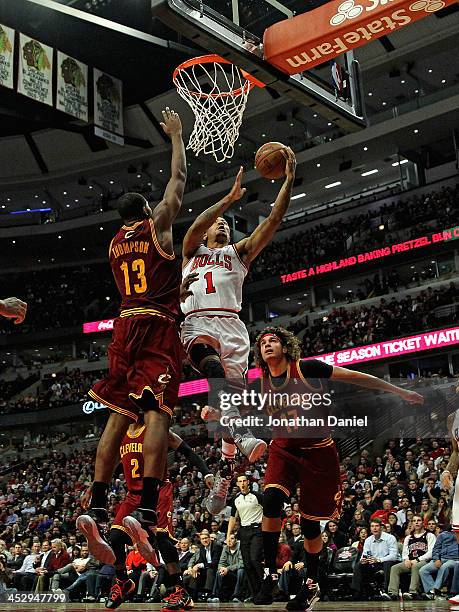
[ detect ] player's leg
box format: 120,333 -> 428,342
106,527 -> 136,609
77,412 -> 133,565
156,533 -> 194,612
285,519 -> 322,611
253,486 -> 287,605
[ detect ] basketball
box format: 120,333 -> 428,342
255,142 -> 287,179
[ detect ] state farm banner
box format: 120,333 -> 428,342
18,34 -> 53,106
93,68 -> 124,145
56,52 -> 88,122
264,0 -> 457,72
0,24 -> 14,89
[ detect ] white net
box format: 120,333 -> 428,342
174,56 -> 253,163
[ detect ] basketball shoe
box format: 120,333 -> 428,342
105,577 -> 135,609
285,579 -> 320,611
253,574 -> 277,605
161,585 -> 194,611
76,508 -> 115,565
205,460 -> 234,515
122,508 -> 157,564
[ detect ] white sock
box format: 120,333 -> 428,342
222,440 -> 236,459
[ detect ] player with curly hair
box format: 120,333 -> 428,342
251,326 -> 424,612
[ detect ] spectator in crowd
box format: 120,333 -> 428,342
385,515 -> 436,600
419,527 -> 459,599
50,543 -> 91,591
35,539 -> 70,592
351,528 -> 369,552
12,541 -> 41,591
184,532 -> 222,601
351,519 -> 399,599
7,543 -> 24,571
324,521 -> 348,549
209,534 -> 244,602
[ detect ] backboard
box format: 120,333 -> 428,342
151,0 -> 367,131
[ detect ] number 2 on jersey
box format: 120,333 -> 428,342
120,259 -> 147,295
204,271 -> 216,294
131,458 -> 140,479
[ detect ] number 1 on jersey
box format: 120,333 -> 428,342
204,271 -> 216,294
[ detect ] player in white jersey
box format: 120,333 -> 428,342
181,148 -> 296,512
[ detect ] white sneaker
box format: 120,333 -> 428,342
234,432 -> 267,462
205,471 -> 232,515
449,594 -> 459,604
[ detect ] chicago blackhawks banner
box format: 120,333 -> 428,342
93,68 -> 124,145
0,24 -> 14,89
56,51 -> 88,122
18,33 -> 53,106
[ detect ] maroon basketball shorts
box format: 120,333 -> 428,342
264,438 -> 342,521
112,482 -> 175,538
89,313 -> 182,422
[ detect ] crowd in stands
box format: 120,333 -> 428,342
247,184 -> 459,282
301,282 -> 458,356
0,184 -> 457,336
1,422 -> 458,603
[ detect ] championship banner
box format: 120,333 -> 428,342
56,52 -> 88,122
18,34 -> 53,106
264,0 -> 457,73
0,24 -> 14,89
93,68 -> 124,145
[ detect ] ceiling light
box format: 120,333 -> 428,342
286,298 -> 290,301
361,169 -> 379,176
99,226 -> 104,230
313,114 -> 318,118
89,185 -> 93,189
428,69 -> 433,73
137,174 -> 142,178
66,204 -> 70,208
12,240 -> 16,244
392,159 -> 409,166
441,79 -> 446,84
368,92 -> 373,96
401,80 -> 405,84
414,129 -> 419,134
379,224 -> 385,230
63,191 -> 67,195
35,195 -> 38,198
336,285 -> 341,289
42,200 -> 46,204
325,181 -> 341,189
382,102 -> 387,106
188,208 -> 193,212
291,193 -> 306,200
109,180 -> 114,184
289,123 -> 294,127
363,146 -> 368,151
58,235 -> 62,239
316,163 -> 321,167
261,133 -> 266,137
327,122 -> 332,126
82,247 -> 86,251
414,89 -> 419,94
105,296 -> 110,301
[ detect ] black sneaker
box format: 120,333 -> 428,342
254,575 -> 276,605
286,579 -> 320,611
122,509 -> 157,564
76,508 -> 115,565
105,578 -> 135,609
161,585 -> 194,611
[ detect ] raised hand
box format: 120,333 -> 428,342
0,297 -> 27,324
160,107 -> 182,137
227,167 -> 247,202
282,147 -> 296,181
180,272 -> 199,303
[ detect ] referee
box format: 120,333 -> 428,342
227,474 -> 264,599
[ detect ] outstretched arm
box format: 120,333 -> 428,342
147,108 -> 186,250
235,147 -> 296,266
168,430 -> 214,488
331,366 -> 424,404
182,167 -> 246,265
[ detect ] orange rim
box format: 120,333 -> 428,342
173,54 -> 265,99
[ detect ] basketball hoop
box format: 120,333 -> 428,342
173,54 -> 263,163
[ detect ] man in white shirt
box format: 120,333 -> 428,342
351,519 -> 399,600
386,515 -> 436,600
13,542 -> 41,591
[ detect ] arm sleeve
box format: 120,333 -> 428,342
379,535 -> 399,563
299,359 -> 333,379
254,491 -> 264,505
401,536 -> 409,560
230,497 -> 238,518
419,533 -> 436,562
177,441 -> 211,476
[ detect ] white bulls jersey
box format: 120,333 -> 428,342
181,244 -> 248,316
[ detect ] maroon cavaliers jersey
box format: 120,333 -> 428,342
260,359 -> 332,449
109,218 -> 181,318
120,426 -> 146,493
